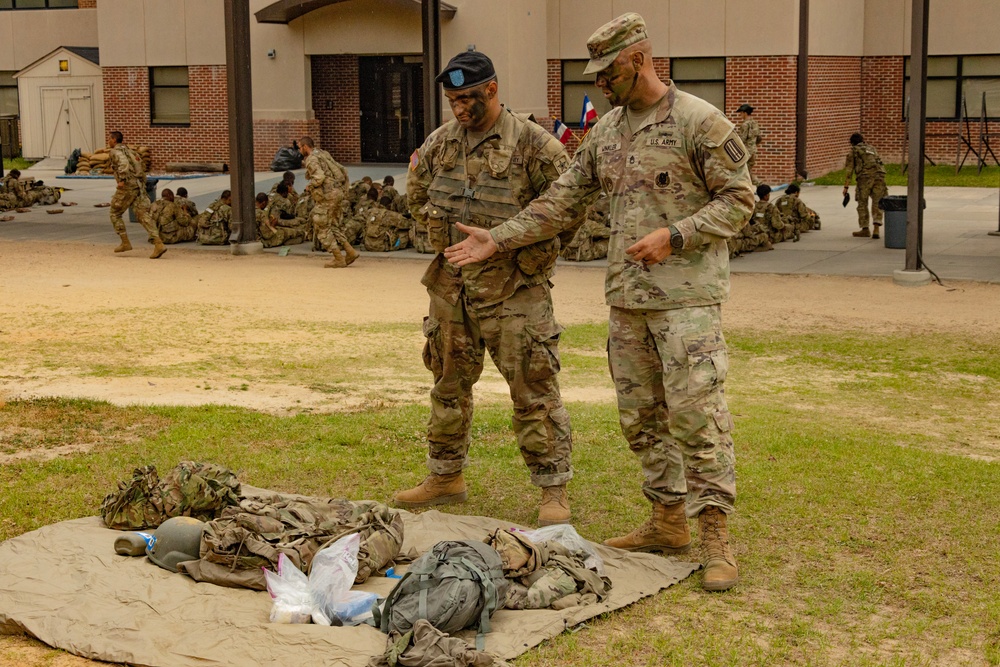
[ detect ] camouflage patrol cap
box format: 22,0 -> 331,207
583,13 -> 649,75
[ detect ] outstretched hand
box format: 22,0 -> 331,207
444,223 -> 498,267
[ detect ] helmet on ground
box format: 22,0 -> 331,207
146,516 -> 206,572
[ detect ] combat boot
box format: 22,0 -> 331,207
343,242 -> 360,266
393,473 -> 467,508
537,485 -> 571,526
872,223 -> 881,240
852,227 -> 871,237
699,506 -> 739,591
324,246 -> 347,268
603,500 -> 691,554
150,239 -> 167,259
113,233 -> 132,253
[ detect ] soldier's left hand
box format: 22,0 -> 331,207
626,228 -> 673,266
444,223 -> 497,267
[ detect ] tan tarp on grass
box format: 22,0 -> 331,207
0,509 -> 698,667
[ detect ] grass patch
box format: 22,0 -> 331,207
1,157 -> 35,171
811,163 -> 1000,187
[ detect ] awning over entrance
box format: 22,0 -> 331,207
255,0 -> 456,24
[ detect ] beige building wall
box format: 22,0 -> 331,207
251,0 -> 310,121
302,0 -> 423,54
864,0 -> 1000,56
97,0 -> 225,66
810,0 -> 865,56
0,8 -> 98,72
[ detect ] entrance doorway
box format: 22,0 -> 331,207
359,56 -> 424,163
41,86 -> 95,158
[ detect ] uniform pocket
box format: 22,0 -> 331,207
422,317 -> 444,376
524,322 -> 564,382
682,332 -> 729,397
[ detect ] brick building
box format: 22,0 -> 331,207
2,0 -> 998,182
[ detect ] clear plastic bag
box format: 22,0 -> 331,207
522,524 -> 605,575
309,533 -> 377,626
264,552 -> 313,624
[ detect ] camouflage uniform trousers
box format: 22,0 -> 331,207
855,176 -> 888,229
311,195 -> 351,252
110,184 -> 160,242
422,283 -> 573,488
608,304 -> 736,517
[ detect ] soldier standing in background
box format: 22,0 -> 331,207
393,50 -> 577,528
107,131 -> 166,258
843,133 -> 888,239
735,104 -> 762,185
299,136 -> 358,268
446,14 -> 753,591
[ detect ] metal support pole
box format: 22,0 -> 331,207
225,0 -> 262,254
795,0 -> 809,179
422,0 -> 442,137
905,0 -> 929,272
990,178 -> 1000,236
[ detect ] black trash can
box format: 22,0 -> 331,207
878,195 -> 909,249
129,177 -> 159,223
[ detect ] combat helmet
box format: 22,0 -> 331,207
146,516 -> 206,572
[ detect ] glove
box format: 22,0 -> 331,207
842,192 -> 850,208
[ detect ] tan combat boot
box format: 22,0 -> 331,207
393,473 -> 467,508
538,485 -> 571,526
113,233 -> 132,253
699,506 -> 739,591
324,246 -> 347,268
150,239 -> 167,259
872,223 -> 881,240
852,227 -> 871,237
343,242 -> 360,266
603,500 -> 691,554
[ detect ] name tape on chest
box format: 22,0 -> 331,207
600,142 -> 621,154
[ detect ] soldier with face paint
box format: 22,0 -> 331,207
446,14 -> 754,592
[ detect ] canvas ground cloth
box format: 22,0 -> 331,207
0,503 -> 698,667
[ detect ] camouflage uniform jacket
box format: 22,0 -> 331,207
1,175 -> 28,206
109,143 -> 146,188
775,193 -> 811,228
845,142 -> 886,182
304,148 -> 348,204
175,196 -> 198,217
266,193 -> 299,227
196,198 -> 231,245
491,83 -> 754,311
364,204 -> 409,252
736,117 -> 761,158
269,181 -> 299,207
151,199 -> 192,238
407,106 -> 571,308
752,199 -> 783,233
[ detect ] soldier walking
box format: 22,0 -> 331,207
843,133 -> 888,239
446,14 -> 753,591
299,136 -> 358,267
393,50 -> 577,527
107,131 -> 166,259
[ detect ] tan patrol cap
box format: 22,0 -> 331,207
583,13 -> 648,75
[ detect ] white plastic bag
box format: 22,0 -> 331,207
308,533 -> 377,626
523,524 -> 605,575
264,552 -> 313,624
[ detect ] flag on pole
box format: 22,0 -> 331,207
553,119 -> 572,145
580,95 -> 599,131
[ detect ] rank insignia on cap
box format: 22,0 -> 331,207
449,70 -> 465,88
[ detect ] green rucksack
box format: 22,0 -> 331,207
378,540 -> 508,650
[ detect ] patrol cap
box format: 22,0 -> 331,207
737,104 -> 755,114
583,13 -> 649,75
435,51 -> 496,90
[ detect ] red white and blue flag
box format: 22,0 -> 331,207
553,119 -> 572,145
580,95 -> 598,130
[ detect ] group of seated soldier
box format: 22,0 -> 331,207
560,193 -> 611,262
728,182 -> 821,258
0,169 -> 62,211
340,175 -> 413,253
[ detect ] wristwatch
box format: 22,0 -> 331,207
669,226 -> 684,250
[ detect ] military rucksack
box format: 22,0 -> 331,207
378,540 -> 508,650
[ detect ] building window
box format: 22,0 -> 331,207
904,55 -> 1000,120
671,58 -> 726,112
0,0 -> 79,8
562,61 -> 611,127
150,66 -> 190,125
0,71 -> 17,116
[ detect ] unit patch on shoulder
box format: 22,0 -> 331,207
723,138 -> 745,164
409,150 -> 419,171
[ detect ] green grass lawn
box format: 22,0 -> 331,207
2,325 -> 998,666
812,163 -> 1000,188
1,157 -> 35,171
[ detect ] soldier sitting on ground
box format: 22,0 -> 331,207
151,188 -> 196,244
775,182 -> 820,234
363,194 -> 412,252
266,182 -> 310,238
345,186 -> 378,247
1,170 -> 31,208
196,190 -> 232,245
174,187 -> 198,217
269,171 -> 299,207
755,184 -> 795,244
257,192 -> 307,248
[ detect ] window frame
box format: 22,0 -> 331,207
669,57 -> 726,112
149,66 -> 191,127
903,54 -> 1000,121
0,70 -> 18,117
560,60 -> 612,129
0,0 -> 79,9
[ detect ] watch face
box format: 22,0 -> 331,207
671,232 -> 684,249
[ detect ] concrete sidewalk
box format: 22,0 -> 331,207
1,161 -> 998,283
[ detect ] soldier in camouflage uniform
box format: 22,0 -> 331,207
843,133 -> 887,239
300,136 -> 358,268
151,189 -> 196,244
447,14 -> 752,591
410,202 -> 436,254
345,186 -> 378,247
269,171 -> 299,208
107,131 -> 166,259
735,104 -> 762,185
394,50 -> 577,527
257,192 -> 307,248
775,182 -> 820,234
754,184 -> 795,244
364,194 -> 411,252
560,193 -> 611,261
26,180 -> 61,206
174,187 -> 198,217
1,169 -> 30,208
196,190 -> 232,245
267,181 -> 310,237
